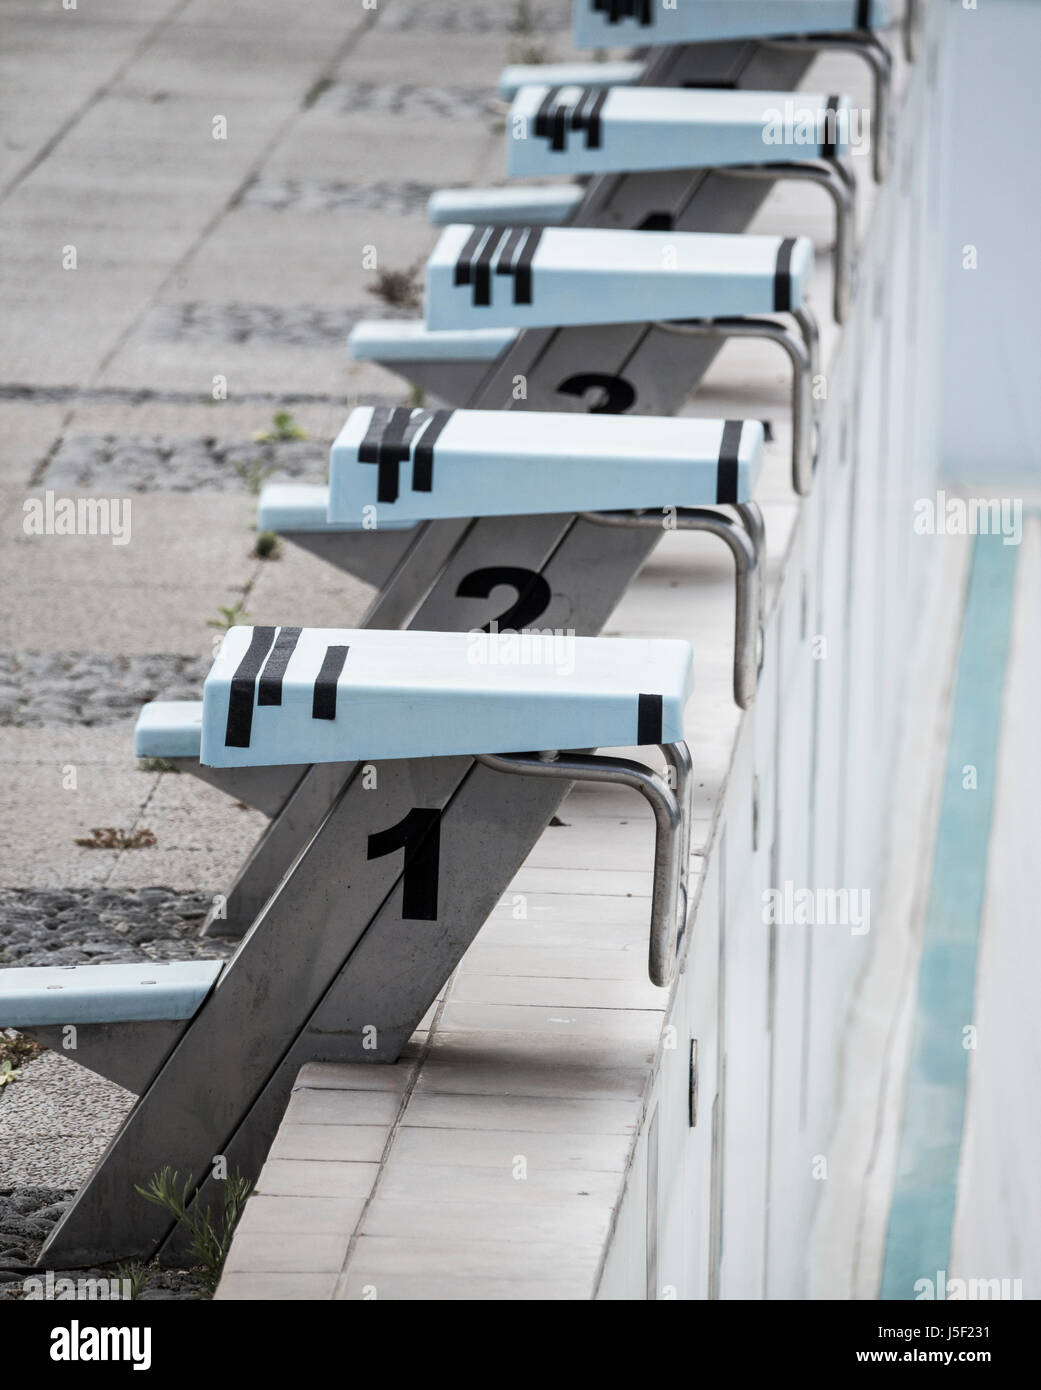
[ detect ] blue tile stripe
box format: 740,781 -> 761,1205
880,534 -> 1019,1298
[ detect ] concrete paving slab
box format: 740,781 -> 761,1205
360,1195 -> 615,1246
215,1270 -> 338,1299
0,763 -> 158,889
222,1228 -> 351,1274
232,1193 -> 368,1235
376,1157 -> 621,1207
294,1060 -> 415,1094
254,1159 -> 380,1200
269,1125 -> 389,1165
283,1088 -> 401,1128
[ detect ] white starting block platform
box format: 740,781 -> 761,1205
326,407 -> 763,524
425,224 -> 813,330
507,86 -> 852,177
200,626 -> 694,769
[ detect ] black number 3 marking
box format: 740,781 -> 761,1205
456,566 -> 552,632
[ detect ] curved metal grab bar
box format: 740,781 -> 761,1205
762,32 -> 893,183
579,505 -> 763,708
477,743 -> 693,987
718,161 -> 856,323
652,316 -> 817,495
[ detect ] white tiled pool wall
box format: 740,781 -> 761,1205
598,13 -> 947,1301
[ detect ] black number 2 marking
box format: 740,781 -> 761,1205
367,808 -> 442,921
456,566 -> 552,632
556,372 -> 637,414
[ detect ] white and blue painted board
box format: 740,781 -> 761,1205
257,483 -> 415,534
507,85 -> 852,177
424,224 -> 813,331
200,626 -> 694,768
0,961 -> 222,1027
134,700 -> 203,758
327,406 -> 764,524
572,0 -> 890,48
428,185 -> 583,228
347,320 -> 517,363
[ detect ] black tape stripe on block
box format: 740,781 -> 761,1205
533,86 -> 561,141
550,101 -> 570,152
569,86 -> 596,133
513,226 -> 543,304
856,0 -> 871,29
374,407 -> 413,503
312,645 -> 350,721
716,419 -> 744,504
257,626 -> 302,707
773,237 -> 797,312
357,406 -> 395,463
496,226 -> 527,275
473,227 -> 507,306
225,626 -> 277,748
411,409 -> 453,492
821,93 -> 841,159
583,88 -> 609,148
594,0 -> 652,23
454,225 -> 489,286
637,692 -> 664,745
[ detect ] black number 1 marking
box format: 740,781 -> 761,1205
367,808 -> 442,921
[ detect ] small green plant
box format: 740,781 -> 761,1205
253,410 -> 307,443
233,457 -> 277,495
406,384 -> 427,409
366,264 -> 422,310
208,600 -> 250,631
252,530 -> 281,560
0,1060 -> 17,1088
138,756 -> 181,774
136,1167 -> 253,1295
75,827 -> 157,850
115,1261 -> 155,1301
0,1029 -> 42,1070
